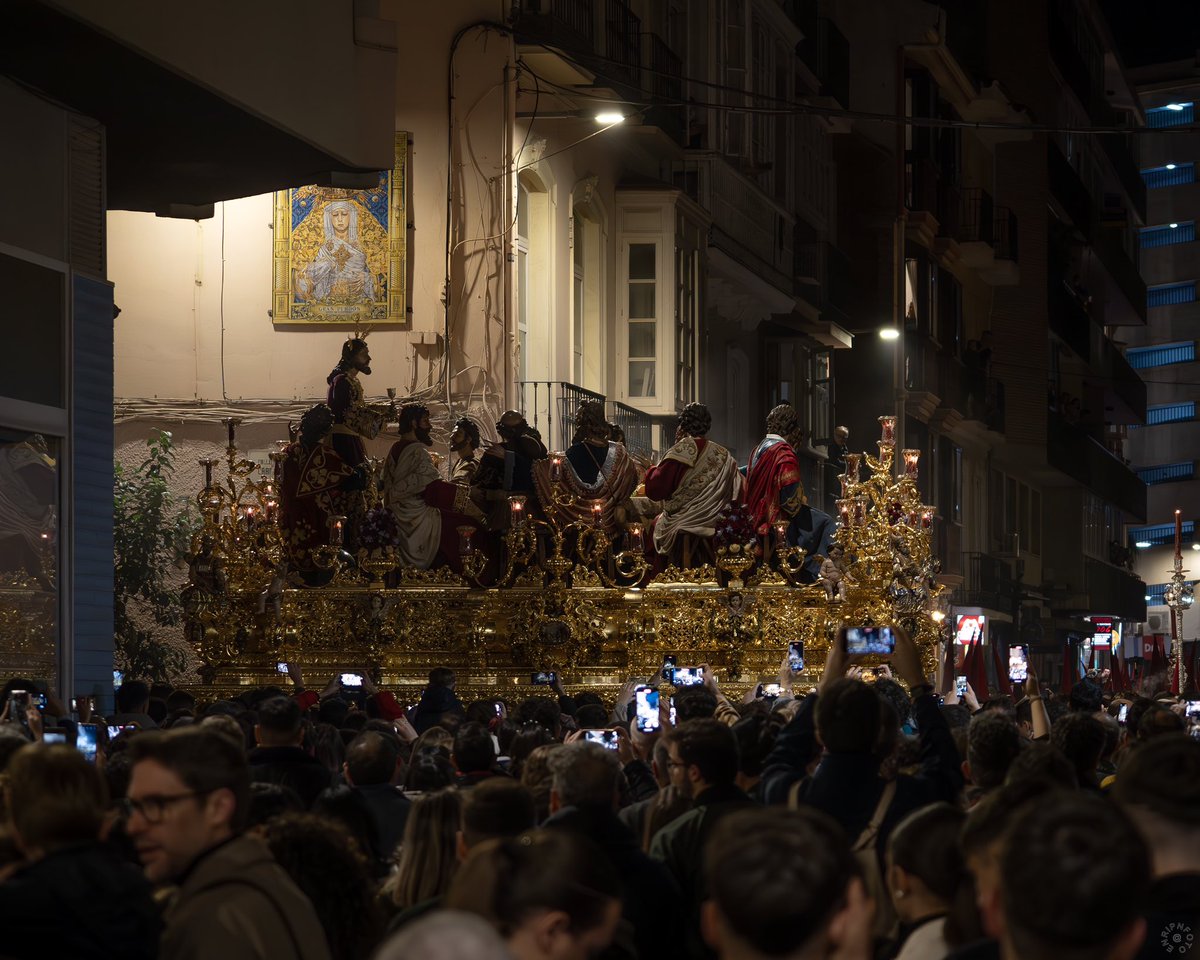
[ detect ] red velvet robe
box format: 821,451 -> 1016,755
744,438 -> 804,536
278,441 -> 356,571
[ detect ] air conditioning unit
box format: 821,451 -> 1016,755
1148,613 -> 1165,632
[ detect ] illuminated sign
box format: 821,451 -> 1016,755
955,614 -> 986,645
1092,617 -> 1120,649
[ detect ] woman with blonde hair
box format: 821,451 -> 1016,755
383,787 -> 463,919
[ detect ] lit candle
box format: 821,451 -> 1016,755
902,449 -> 920,478
242,505 -> 256,524
878,416 -> 897,446
1176,509 -> 1183,559
855,497 -> 866,523
630,523 -> 644,551
457,525 -> 475,556
265,498 -> 277,521
774,521 -> 789,549
550,454 -> 564,482
845,453 -> 861,482
921,505 -> 935,528
836,498 -> 852,526
591,501 -> 604,528
330,516 -> 346,547
509,495 -> 527,527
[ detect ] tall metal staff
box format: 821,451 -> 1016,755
1164,509 -> 1195,692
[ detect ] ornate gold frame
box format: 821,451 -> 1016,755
271,132 -> 408,326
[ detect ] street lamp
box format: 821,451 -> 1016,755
879,328 -> 900,341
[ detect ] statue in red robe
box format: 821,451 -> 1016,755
278,404 -> 365,581
744,403 -> 807,537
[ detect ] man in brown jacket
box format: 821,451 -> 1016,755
126,727 -> 331,960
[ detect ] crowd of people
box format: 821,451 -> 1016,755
0,631 -> 1198,960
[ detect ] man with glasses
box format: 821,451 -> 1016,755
125,728 -> 330,960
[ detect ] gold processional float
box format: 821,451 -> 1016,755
182,415 -> 947,701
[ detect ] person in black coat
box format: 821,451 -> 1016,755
542,741 -> 685,960
343,731 -> 410,863
408,668 -> 465,734
761,626 -> 963,862
248,696 -> 332,808
0,744 -> 160,960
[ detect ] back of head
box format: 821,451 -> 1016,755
429,667 -> 456,689
1001,792 -> 1149,960
129,727 -> 251,832
1050,713 -> 1107,787
453,721 -> 496,774
312,784 -> 379,863
888,803 -> 966,903
1137,703 -> 1185,741
673,686 -> 718,723
574,703 -> 609,730
317,697 -> 350,729
1114,733 -> 1200,844
816,678 -> 882,755
1068,678 -> 1104,714
376,911 -> 510,960
165,690 -> 196,715
345,731 -> 398,787
960,779 -> 1064,860
462,778 -> 536,847
705,807 -> 856,956
967,713 -> 1023,792
115,680 -> 150,715
670,718 -> 740,786
446,831 -> 621,938
247,781 -> 305,828
404,746 -> 456,792
7,745 -> 107,852
547,741 -> 621,809
256,695 -> 302,745
1004,741 -> 1078,790
515,697 -> 562,737
731,713 -> 781,779
392,788 -> 463,907
874,678 -> 912,729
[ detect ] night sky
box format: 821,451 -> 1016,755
1101,0 -> 1200,68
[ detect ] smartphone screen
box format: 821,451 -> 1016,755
1117,703 -> 1130,724
531,671 -> 556,686
276,662 -> 289,674
76,723 -> 98,763
671,666 -> 705,687
107,724 -> 135,740
1008,645 -> 1029,683
661,655 -> 677,681
583,729 -> 620,750
955,675 -> 968,697
844,626 -> 896,656
340,673 -> 363,687
1186,700 -> 1200,721
788,641 -> 805,672
42,731 -> 66,745
635,685 -> 660,732
113,670 -> 124,688
760,682 -> 782,698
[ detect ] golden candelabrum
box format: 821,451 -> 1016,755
179,416 -> 944,701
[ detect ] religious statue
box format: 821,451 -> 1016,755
472,410 -> 548,530
383,404 -> 486,572
819,543 -> 850,601
532,401 -> 638,535
744,403 -> 807,537
449,416 -> 482,486
643,403 -> 742,558
324,337 -> 392,468
277,403 -> 366,582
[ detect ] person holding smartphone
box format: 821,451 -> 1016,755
760,625 -> 963,940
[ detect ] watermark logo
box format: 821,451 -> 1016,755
1162,922 -> 1194,954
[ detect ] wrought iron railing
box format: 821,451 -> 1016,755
517,381 -> 655,458
960,187 -> 995,245
518,381 -> 605,453
604,0 -> 641,84
512,0 -> 596,48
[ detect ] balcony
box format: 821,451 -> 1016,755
670,153 -> 795,294
799,16 -> 850,109
517,380 -> 654,457
642,32 -> 685,144
1097,124 -> 1148,225
1048,0 -> 1101,120
795,240 -> 850,324
1091,227 -> 1148,325
512,0 -> 596,52
962,551 -> 1015,610
1049,278 -> 1093,361
1095,334 -> 1147,424
1048,140 -> 1093,235
603,0 -> 641,85
1084,556 -> 1147,621
1047,411 -> 1147,520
